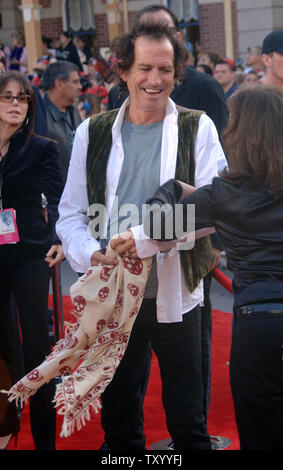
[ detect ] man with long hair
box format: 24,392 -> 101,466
57,20 -> 226,450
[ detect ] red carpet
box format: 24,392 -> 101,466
7,296 -> 240,450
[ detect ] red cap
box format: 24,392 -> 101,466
223,58 -> 236,71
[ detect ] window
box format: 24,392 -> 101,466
65,0 -> 95,33
167,0 -> 199,26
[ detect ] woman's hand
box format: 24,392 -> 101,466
209,247 -> 222,272
91,250 -> 118,266
45,244 -> 65,268
177,180 -> 196,198
110,231 -> 138,259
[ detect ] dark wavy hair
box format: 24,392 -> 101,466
221,85 -> 283,198
111,22 -> 186,93
0,71 -> 34,140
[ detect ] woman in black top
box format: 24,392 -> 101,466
0,72 -> 64,449
143,85 -> 283,450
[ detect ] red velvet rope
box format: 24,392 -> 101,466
212,268 -> 233,294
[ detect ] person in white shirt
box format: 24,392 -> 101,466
56,22 -> 226,451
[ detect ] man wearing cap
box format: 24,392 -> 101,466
214,59 -> 238,100
260,30 -> 283,88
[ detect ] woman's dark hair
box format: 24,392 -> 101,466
0,71 -> 35,140
221,85 -> 283,198
111,22 -> 186,93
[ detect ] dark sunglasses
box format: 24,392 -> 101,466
0,93 -> 30,104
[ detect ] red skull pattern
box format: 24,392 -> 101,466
107,320 -> 119,329
123,257 -> 143,275
73,295 -> 86,314
26,369 -> 43,382
98,286 -> 110,302
59,366 -> 72,375
100,266 -> 114,282
96,319 -> 106,331
127,283 -> 139,297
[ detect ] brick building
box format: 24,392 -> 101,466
0,1 -> 282,71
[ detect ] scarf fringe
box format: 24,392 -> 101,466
0,387 -> 35,408
53,382 -> 102,438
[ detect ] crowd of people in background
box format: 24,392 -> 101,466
0,27 -> 267,123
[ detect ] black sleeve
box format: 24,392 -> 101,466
107,86 -> 128,111
198,79 -> 229,137
144,179 -> 214,241
40,140 -> 64,244
171,68 -> 229,137
72,53 -> 84,72
67,45 -> 84,72
210,232 -> 224,250
32,85 -> 49,138
107,86 -> 118,110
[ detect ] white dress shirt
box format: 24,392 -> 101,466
56,97 -> 226,322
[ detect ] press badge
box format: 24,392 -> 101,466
0,208 -> 19,245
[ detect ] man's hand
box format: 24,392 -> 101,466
91,250 -> 119,266
45,245 -> 65,268
110,231 -> 138,259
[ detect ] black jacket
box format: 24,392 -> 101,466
32,85 -> 49,138
108,67 -> 229,137
0,131 -> 63,261
146,178 -> 283,309
42,93 -> 81,184
56,41 -> 83,72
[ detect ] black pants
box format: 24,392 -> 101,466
101,299 -> 211,451
200,274 -> 212,420
0,257 -> 56,450
230,312 -> 283,450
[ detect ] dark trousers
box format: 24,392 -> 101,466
0,258 -> 56,449
101,299 -> 211,451
230,312 -> 283,450
200,274 -> 212,420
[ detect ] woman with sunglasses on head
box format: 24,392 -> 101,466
142,85 -> 283,450
0,71 -> 64,450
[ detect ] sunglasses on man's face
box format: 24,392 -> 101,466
0,93 -> 30,104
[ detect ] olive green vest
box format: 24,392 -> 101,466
86,106 -> 214,292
